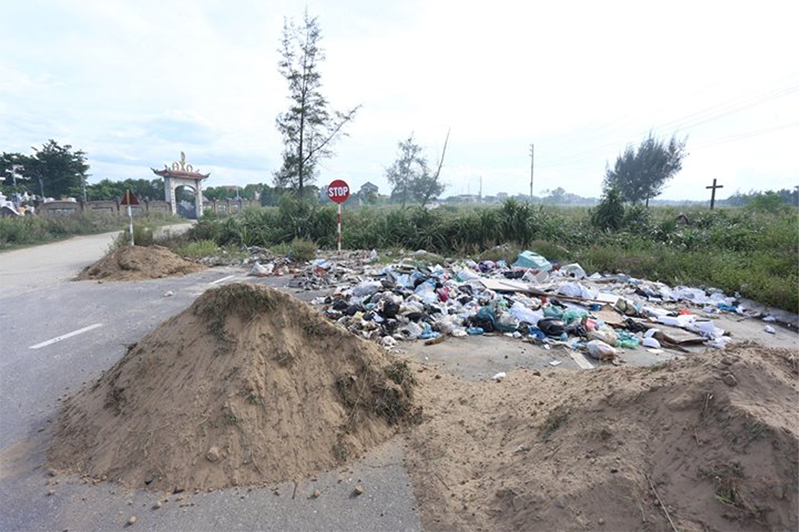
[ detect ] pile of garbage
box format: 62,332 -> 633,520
301,250 -> 768,360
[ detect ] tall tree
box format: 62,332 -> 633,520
274,10 -> 359,195
386,131 -> 449,207
386,135 -> 427,207
603,133 -> 687,204
2,141 -> 89,199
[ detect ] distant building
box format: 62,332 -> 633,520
497,192 -> 508,200
360,182 -> 379,195
357,182 -> 379,205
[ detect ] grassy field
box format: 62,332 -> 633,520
0,212 -> 183,250
176,199 -> 798,312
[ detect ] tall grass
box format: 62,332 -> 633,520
0,212 -> 182,250
183,198 -> 798,311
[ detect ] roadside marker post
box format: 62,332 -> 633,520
120,190 -> 140,247
327,179 -> 350,253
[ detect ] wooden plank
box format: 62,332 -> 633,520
569,351 -> 595,370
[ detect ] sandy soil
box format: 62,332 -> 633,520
75,245 -> 205,281
404,342 -> 798,532
49,284 -> 415,491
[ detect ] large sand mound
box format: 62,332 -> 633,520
407,343 -> 798,532
50,284 -> 415,490
76,245 -> 205,281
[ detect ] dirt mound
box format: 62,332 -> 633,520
49,283 -> 415,490
76,245 -> 205,281
406,343 -> 798,532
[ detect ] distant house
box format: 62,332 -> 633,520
496,192 -> 508,200
360,182 -> 379,195
358,182 -> 379,205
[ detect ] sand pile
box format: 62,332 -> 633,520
406,343 -> 798,532
76,245 -> 205,281
49,283 -> 415,490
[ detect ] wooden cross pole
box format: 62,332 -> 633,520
706,178 -> 723,210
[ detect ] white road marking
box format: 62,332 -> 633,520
209,274 -> 236,285
569,352 -> 595,370
29,323 -> 103,350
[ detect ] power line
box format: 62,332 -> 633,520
537,83 -> 798,169
691,122 -> 798,149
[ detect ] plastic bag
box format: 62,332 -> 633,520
353,281 -> 382,297
248,262 -> 274,277
586,339 -> 617,360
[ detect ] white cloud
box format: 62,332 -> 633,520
0,0 -> 797,199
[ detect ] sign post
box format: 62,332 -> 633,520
327,179 -> 350,252
120,190 -> 140,247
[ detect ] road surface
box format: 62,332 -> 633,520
0,233 -> 420,532
1,233 -> 796,532
0,223 -> 192,298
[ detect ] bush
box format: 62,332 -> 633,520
177,240 -> 220,259
590,188 -> 625,231
288,237 -> 317,262
110,221 -> 155,250
172,199 -> 798,311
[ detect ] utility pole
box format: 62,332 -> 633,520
529,143 -> 534,203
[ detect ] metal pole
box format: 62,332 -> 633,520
529,143 -> 534,202
337,203 -> 342,253
128,205 -> 134,246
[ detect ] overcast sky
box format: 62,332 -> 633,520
1,0 -> 797,200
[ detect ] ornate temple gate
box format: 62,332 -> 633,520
151,152 -> 209,218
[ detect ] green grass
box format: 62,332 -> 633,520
0,212 -> 182,251
176,239 -> 220,259
174,198 -> 798,312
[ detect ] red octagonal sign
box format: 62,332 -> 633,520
327,179 -> 350,204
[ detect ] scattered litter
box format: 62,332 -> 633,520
283,249 -> 762,353
492,372 -> 507,381
163,290 -> 174,297
642,337 -> 661,349
248,262 -> 274,277
549,360 -> 562,367
586,340 -> 617,361
765,325 -> 776,334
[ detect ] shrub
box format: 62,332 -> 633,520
177,240 -> 220,259
288,237 -> 317,262
590,188 -> 625,231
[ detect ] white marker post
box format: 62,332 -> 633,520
128,204 -> 134,246
121,189 -> 140,247
327,179 -> 350,254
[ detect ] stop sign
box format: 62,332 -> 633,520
327,180 -> 350,204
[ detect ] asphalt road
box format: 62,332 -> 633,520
0,235 -> 420,532
1,232 -> 796,531
0,223 -> 192,298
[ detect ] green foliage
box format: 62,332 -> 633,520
591,188 -> 626,230
274,10 -> 359,193
110,221 -> 156,250
176,240 -> 220,259
386,133 -> 447,207
288,237 -> 317,261
746,191 -> 789,213
1,140 -> 90,199
85,178 -> 164,201
178,199 -> 798,311
604,133 -> 687,203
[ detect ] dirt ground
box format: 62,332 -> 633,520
75,245 -> 205,281
49,284 -> 415,491
402,342 -> 798,532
